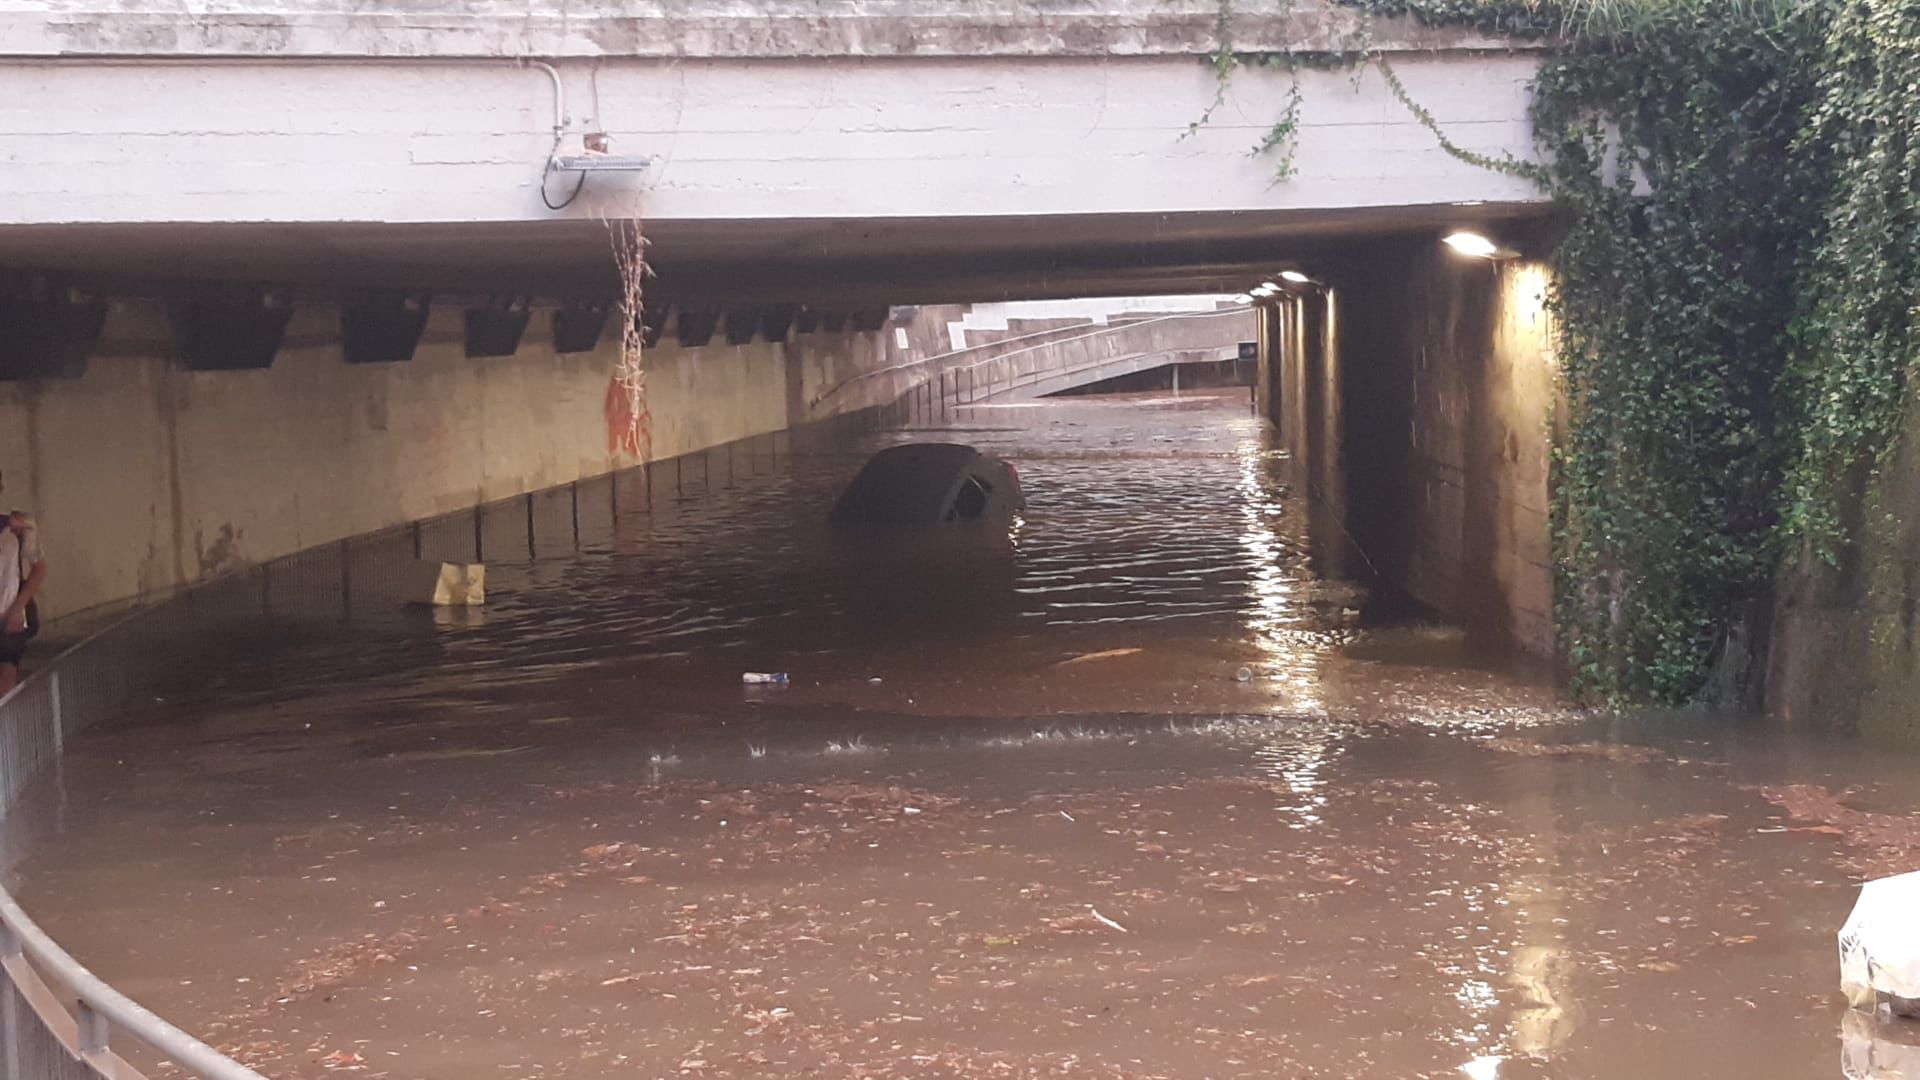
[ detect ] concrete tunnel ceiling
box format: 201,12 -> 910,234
0,202 -> 1554,308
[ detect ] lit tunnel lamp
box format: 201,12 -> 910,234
1279,270 -> 1312,284
1442,231 -> 1520,260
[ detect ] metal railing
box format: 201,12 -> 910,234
809,306 -> 1252,412
894,342 -> 1244,420
0,888 -> 262,1080
0,415 -> 896,1078
0,597 -> 266,1079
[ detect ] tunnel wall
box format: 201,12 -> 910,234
0,299 -> 926,620
1267,241 -> 1555,652
1767,409 -> 1920,745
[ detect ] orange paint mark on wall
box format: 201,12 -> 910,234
604,372 -> 652,462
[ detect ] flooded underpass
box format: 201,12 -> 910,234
7,389 -> 1920,1078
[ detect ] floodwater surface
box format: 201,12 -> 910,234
7,390 -> 1920,1079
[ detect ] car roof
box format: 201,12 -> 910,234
830,443 -> 989,526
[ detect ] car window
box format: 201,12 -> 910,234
950,476 -> 990,522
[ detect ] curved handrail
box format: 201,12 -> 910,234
0,890 -> 265,1078
0,595 -> 267,1076
810,306 -> 1250,408
959,344 -> 1242,403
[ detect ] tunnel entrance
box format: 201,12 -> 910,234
0,16 -> 1891,1074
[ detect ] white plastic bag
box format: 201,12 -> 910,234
1839,870 -> 1920,1012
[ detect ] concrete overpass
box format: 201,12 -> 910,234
0,0 -> 1548,305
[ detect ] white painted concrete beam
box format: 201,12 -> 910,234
0,0 -> 1537,60
0,54 -> 1542,227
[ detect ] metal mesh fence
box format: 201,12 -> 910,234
2,980 -> 96,1080
575,475 -> 615,551
416,509 -> 480,566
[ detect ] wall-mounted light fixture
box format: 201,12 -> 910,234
526,59 -> 652,210
549,141 -> 655,174
1442,231 -> 1520,260
1279,270 -> 1312,285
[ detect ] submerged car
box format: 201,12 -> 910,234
829,443 -> 1025,527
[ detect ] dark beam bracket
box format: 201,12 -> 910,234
0,277 -> 106,380
343,291 -> 431,364
172,295 -> 294,371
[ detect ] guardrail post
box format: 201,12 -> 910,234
47,674 -> 60,757
1,922 -> 19,1080
3,987 -> 17,1080
75,999 -> 107,1057
339,540 -> 352,622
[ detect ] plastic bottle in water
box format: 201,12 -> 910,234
741,672 -> 789,685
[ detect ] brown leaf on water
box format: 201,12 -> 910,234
1054,648 -> 1144,666
582,842 -> 645,862
1755,783 -> 1920,877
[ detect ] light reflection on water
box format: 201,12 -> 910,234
1236,441 -> 1333,717
1251,731 -> 1336,827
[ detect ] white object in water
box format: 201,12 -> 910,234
1842,1009 -> 1920,1079
1839,870 -> 1920,1015
741,672 -> 789,685
399,561 -> 485,606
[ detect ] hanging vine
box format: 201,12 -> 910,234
1201,0 -> 1920,705
1183,0 -> 1242,138
604,216 -> 654,464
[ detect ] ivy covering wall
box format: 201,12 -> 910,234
1526,4 -> 1830,704
1214,0 -> 1920,704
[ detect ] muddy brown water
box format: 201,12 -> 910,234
5,390 -> 1919,1078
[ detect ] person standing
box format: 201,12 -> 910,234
0,510 -> 47,694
